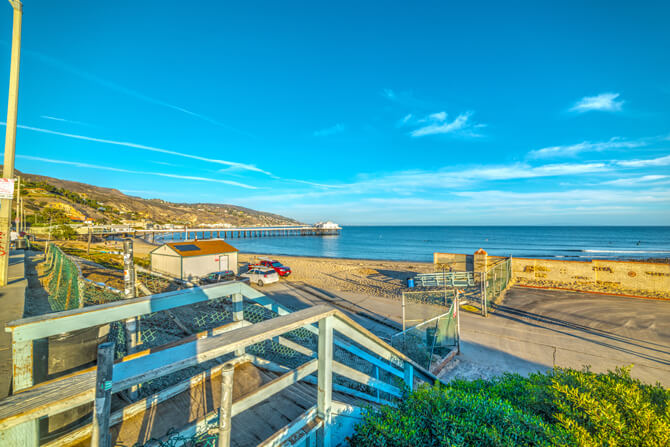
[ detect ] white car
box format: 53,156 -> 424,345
240,267 -> 279,286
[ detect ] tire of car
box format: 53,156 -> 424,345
257,280 -> 264,287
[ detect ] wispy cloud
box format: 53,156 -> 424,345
40,115 -> 92,127
602,175 -> 669,186
407,111 -> 483,138
342,161 -> 608,193
616,154 -> 670,168
529,137 -> 645,159
2,122 -> 270,175
570,92 -> 624,113
313,123 -> 345,137
18,155 -> 257,189
15,46 -> 254,137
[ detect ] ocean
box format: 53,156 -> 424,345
159,226 -> 670,263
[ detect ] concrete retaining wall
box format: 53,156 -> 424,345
434,250 -> 670,299
512,257 -> 670,299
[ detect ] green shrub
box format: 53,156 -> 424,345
53,224 -> 77,240
349,367 -> 669,447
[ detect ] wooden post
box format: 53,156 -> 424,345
91,342 -> 114,447
217,362 -> 235,447
317,316 -> 333,447
232,293 -> 244,356
401,292 -> 406,332
455,290 -> 461,354
403,361 -> 414,391
480,272 -> 488,317
87,226 -> 92,254
1,340 -> 38,446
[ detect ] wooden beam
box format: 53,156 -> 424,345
317,316 -> 333,447
42,355 -> 253,447
111,305 -> 336,393
231,359 -> 318,417
331,315 -> 439,385
6,281 -> 257,342
332,361 -> 401,398
256,406 -> 317,447
91,343 -> 113,447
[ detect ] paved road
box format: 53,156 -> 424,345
445,287 -> 670,385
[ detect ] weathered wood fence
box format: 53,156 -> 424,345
0,281 -> 437,446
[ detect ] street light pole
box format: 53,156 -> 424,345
0,0 -> 22,286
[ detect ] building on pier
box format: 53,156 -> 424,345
150,240 -> 239,281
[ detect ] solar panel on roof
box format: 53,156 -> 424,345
173,244 -> 200,252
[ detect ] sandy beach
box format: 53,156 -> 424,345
239,252 -> 434,299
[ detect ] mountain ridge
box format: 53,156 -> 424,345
12,169 -> 301,227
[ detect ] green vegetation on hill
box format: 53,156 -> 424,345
11,169 -> 301,227
349,367 -> 669,447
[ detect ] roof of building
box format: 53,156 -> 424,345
156,240 -> 239,257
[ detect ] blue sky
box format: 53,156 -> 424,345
1,0 -> 669,225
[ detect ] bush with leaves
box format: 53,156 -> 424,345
349,366 -> 669,447
53,224 -> 78,240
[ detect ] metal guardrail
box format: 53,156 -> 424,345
414,271 -> 475,287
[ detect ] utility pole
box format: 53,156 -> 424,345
0,0 -> 22,286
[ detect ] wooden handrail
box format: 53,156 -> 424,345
0,304 -> 438,432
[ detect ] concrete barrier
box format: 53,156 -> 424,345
434,250 -> 670,299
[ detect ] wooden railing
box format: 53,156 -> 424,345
0,281 -> 438,446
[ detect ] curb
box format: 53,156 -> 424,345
516,284 -> 669,301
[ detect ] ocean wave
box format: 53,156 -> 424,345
582,249 -> 670,254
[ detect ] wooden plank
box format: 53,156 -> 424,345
317,316 -> 333,447
231,359 -> 318,417
6,281 -> 263,343
0,320 -> 253,433
247,355 -> 385,405
277,336 -> 315,357
247,293 -> 404,379
112,305 -> 336,392
91,343 -> 113,447
43,355 -> 254,447
256,405 -> 317,447
331,314 -> 439,385
332,361 -> 401,398
331,336 -> 403,379
0,371 -> 95,431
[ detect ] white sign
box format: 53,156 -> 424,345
0,178 -> 15,199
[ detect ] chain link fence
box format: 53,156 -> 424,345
480,257 -> 513,315
43,243 -> 82,311
43,244 -> 125,311
393,291 -> 459,369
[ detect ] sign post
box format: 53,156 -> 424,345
0,0 -> 22,287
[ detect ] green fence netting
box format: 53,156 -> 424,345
44,244 -> 124,311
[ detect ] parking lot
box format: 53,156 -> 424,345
444,286 -> 670,385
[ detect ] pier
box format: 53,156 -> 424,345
92,224 -> 341,244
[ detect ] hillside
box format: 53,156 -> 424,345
14,170 -> 301,227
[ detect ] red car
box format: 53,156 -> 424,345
250,258 -> 292,277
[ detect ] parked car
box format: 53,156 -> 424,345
248,258 -> 292,277
198,270 -> 235,285
240,267 -> 279,286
